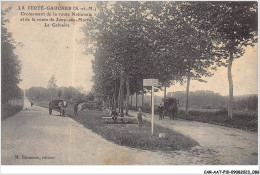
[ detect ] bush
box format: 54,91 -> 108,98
82,101 -> 102,110
177,108 -> 257,131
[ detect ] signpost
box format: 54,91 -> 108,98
143,79 -> 158,135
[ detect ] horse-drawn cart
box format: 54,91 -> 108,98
163,97 -> 179,119
49,99 -> 68,116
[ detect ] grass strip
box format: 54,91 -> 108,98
66,107 -> 198,152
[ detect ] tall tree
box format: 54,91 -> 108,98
176,2 -> 217,116
83,2 -> 155,115
147,2 -> 216,116
1,8 -> 22,104
57,90 -> 62,99
48,75 -> 57,88
47,75 -> 58,99
208,2 -> 258,119
83,1 -> 254,119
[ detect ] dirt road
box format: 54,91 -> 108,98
1,98 -> 186,165
130,110 -> 258,165
2,98 -> 257,165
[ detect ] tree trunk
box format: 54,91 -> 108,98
113,84 -> 117,109
108,87 -> 111,109
131,95 -> 133,107
228,51 -> 234,119
135,92 -> 138,110
142,93 -> 144,108
111,94 -> 114,109
5,94 -> 8,105
185,67 -> 191,117
125,77 -> 130,115
108,98 -> 111,109
118,85 -> 121,113
119,71 -> 125,117
164,85 -> 167,99
106,91 -> 110,109
102,100 -> 105,110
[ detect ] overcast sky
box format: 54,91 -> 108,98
3,2 -> 258,96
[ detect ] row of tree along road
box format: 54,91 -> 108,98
2,8 -> 24,109
132,91 -> 258,112
26,75 -> 96,108
82,2 -> 257,118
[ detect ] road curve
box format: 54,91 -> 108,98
2,97 -> 257,165
129,110 -> 258,165
1,98 -> 180,165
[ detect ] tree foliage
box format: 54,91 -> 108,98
1,8 -> 22,104
82,2 -> 257,116
48,75 -> 57,88
207,2 -> 258,118
26,86 -> 90,105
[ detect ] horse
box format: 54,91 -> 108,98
163,97 -> 179,120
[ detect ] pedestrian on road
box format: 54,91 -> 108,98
137,108 -> 147,131
49,101 -> 52,115
31,102 -> 33,107
74,103 -> 78,117
158,103 -> 164,120
59,101 -> 65,116
111,108 -> 118,122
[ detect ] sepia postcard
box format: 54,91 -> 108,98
1,1 -> 259,174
